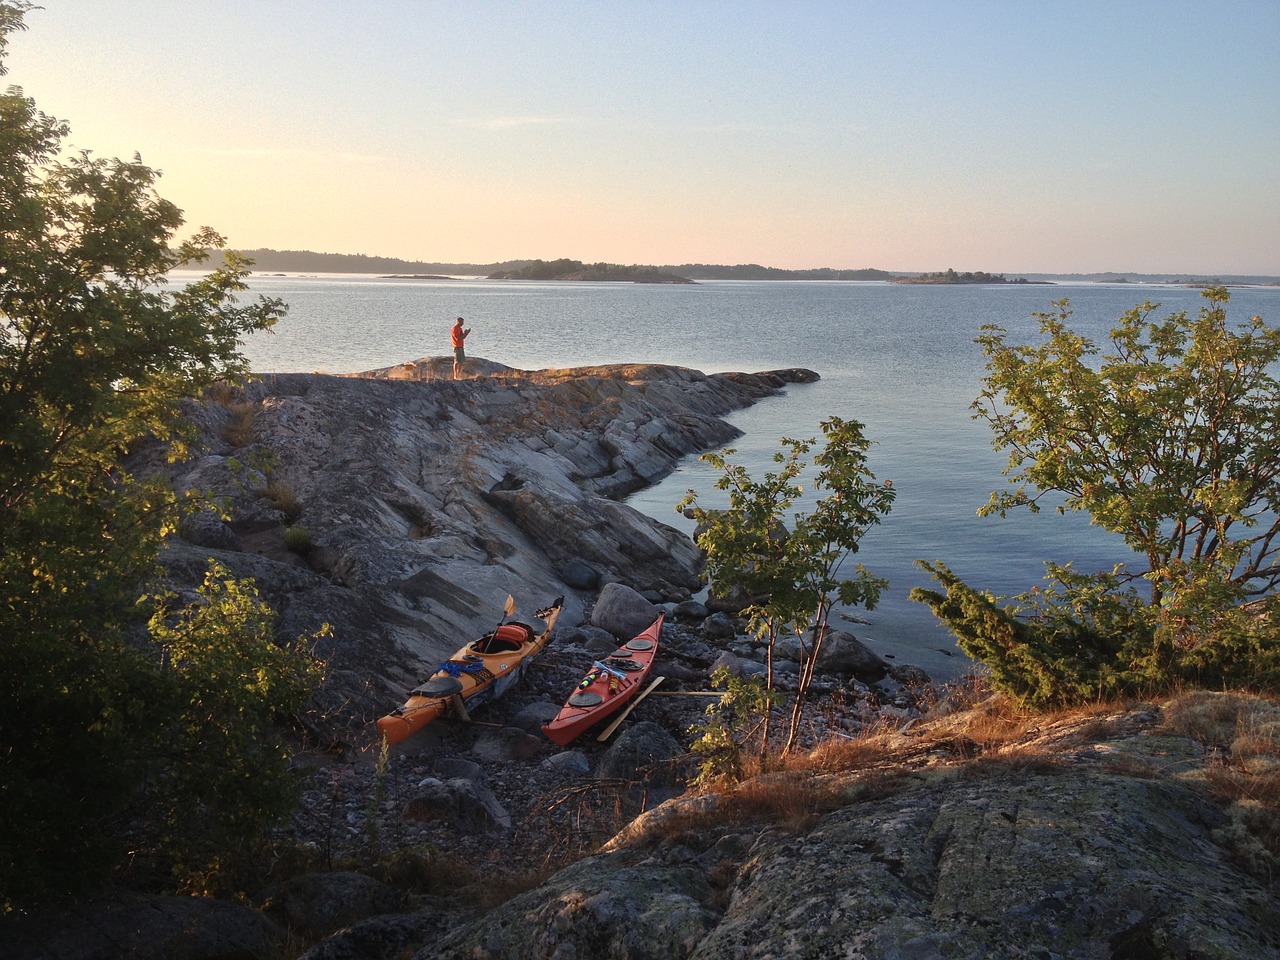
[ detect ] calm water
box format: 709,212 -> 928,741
228,274 -> 1280,679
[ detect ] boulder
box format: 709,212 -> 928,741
813,626 -> 889,681
298,902 -> 480,960
558,623 -> 621,655
672,599 -> 710,620
259,871 -> 404,941
542,750 -> 592,775
470,726 -> 545,762
596,720 -> 688,788
591,582 -> 661,639
509,701 -> 560,735
428,860 -> 718,960
701,611 -> 737,641
448,715 -> 1280,959
432,757 -> 483,781
709,651 -> 767,681
402,777 -> 511,832
688,772 -> 1280,959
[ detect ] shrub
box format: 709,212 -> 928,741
915,290 -> 1280,704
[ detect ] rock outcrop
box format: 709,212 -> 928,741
419,695 -> 1280,959
21,350 -> 1280,958
142,359 -> 817,745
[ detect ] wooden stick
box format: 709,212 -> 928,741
597,675 -> 665,742
648,690 -> 726,697
450,693 -> 471,722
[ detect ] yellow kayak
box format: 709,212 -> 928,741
377,597 -> 563,745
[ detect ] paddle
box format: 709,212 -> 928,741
596,675 -> 665,742
498,593 -> 516,626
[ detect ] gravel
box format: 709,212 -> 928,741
283,616 -> 938,879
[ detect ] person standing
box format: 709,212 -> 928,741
451,316 -> 471,379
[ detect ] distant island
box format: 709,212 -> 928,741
667,264 -> 899,281
893,269 -> 1047,285
218,249 -> 1280,286
486,259 -> 693,284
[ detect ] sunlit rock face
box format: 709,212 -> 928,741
147,358 -> 816,743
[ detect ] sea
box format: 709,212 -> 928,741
226,273 -> 1280,680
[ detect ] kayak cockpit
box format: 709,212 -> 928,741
469,622 -> 535,655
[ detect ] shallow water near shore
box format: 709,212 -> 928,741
231,274 -> 1280,680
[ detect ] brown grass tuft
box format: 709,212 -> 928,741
715,772 -> 847,832
1161,690 -> 1246,750
282,525 -> 312,554
1157,690 -> 1280,876
959,745 -> 1068,780
263,476 -> 302,521
800,735 -> 894,774
204,379 -> 241,406
221,400 -> 258,448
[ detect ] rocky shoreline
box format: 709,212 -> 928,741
146,357 -> 821,749
8,359 -> 1279,959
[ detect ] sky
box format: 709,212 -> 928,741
7,1 -> 1280,274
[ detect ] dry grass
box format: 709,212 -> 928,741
1161,690 -> 1247,751
1158,690 -> 1280,876
800,732 -> 898,774
206,379 -> 259,448
221,400 -> 259,448
627,750 -> 915,852
263,476 -> 302,521
282,525 -> 312,554
204,379 -> 241,406
713,771 -> 849,832
958,746 -> 1070,780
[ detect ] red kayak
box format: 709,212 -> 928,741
542,613 -> 664,746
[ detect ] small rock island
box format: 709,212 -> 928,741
893,268 -> 1048,284
486,258 -> 694,283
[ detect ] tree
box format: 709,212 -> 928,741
680,417 -> 894,769
0,2 -> 321,905
912,289 -> 1280,704
145,566 -> 326,892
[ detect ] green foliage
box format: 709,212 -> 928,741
489,258 -> 687,282
679,417 -> 894,761
688,668 -> 773,785
0,3 -> 319,907
145,566 -> 327,891
974,288 -> 1280,611
916,289 -> 1280,705
283,524 -> 313,553
910,561 -> 1154,707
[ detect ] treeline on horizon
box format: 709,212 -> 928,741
230,249 -> 899,281
225,249 -> 1280,285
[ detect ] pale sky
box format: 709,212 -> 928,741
8,1 -> 1279,274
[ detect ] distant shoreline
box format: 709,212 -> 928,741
221,249 -> 1280,286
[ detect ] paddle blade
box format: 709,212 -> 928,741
503,594 -> 516,618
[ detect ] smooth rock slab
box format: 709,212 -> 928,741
427,860 -> 719,960
692,770 -> 1280,959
